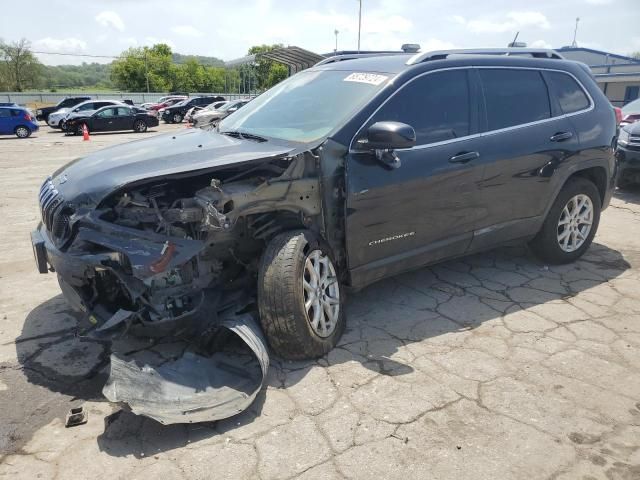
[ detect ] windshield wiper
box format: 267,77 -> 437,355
219,130 -> 268,143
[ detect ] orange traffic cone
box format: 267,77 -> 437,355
82,124 -> 90,141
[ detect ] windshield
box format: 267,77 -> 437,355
622,98 -> 640,115
219,70 -> 391,143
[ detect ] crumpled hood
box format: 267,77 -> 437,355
51,128 -> 296,205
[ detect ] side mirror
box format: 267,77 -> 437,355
227,107 -> 238,113
365,121 -> 416,169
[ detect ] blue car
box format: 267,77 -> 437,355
0,106 -> 39,138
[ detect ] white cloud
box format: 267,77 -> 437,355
144,37 -> 176,49
585,0 -> 614,4
171,25 -> 204,37
96,11 -> 125,31
119,37 -> 138,46
419,38 -> 457,52
457,11 -> 550,34
33,37 -> 87,53
530,39 -> 552,49
303,10 -> 411,34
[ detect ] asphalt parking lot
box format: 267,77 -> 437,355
0,122 -> 639,480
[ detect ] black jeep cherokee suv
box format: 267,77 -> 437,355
32,48 -> 616,361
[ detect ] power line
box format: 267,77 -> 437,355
32,50 -> 119,59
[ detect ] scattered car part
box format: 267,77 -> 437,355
65,406 -> 88,427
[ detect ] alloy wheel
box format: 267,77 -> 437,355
302,250 -> 340,338
557,193 -> 593,252
15,127 -> 29,138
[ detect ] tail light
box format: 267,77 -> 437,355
614,107 -> 623,124
24,113 -> 32,121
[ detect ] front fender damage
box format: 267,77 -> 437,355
42,151 -> 327,424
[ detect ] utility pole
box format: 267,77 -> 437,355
143,48 -> 150,93
571,17 -> 580,48
334,29 -> 339,52
357,0 -> 362,52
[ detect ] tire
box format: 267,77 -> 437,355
172,113 -> 183,123
133,120 -> 148,133
76,124 -> 86,136
529,177 -> 601,264
60,120 -> 67,131
15,126 -> 31,138
258,230 -> 345,360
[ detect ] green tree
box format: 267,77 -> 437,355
0,38 -> 43,91
631,51 -> 640,60
248,44 -> 289,90
111,43 -> 176,92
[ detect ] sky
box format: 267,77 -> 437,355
2,0 -> 639,66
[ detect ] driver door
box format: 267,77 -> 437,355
345,68 -> 486,287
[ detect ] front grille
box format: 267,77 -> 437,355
38,176 -> 73,245
39,177 -> 64,232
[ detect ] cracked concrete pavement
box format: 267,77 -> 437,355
1,124 -> 639,479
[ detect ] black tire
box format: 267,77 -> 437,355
14,126 -> 31,138
172,113 -> 183,123
258,230 -> 345,360
529,177 -> 601,264
75,124 -> 87,136
133,120 -> 148,133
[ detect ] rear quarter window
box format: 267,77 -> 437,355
479,69 -> 551,131
545,71 -> 591,114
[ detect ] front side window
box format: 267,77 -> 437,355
368,69 -> 471,145
97,108 -> 117,117
546,71 -> 590,114
76,103 -> 94,112
479,69 -> 551,130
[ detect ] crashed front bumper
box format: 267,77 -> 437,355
30,218 -> 270,425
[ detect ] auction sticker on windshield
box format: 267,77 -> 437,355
344,72 -> 388,85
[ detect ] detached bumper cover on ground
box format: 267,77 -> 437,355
103,313 -> 269,425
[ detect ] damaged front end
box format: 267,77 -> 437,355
32,147 -> 328,424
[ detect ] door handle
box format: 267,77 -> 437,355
449,151 -> 480,163
550,131 -> 573,142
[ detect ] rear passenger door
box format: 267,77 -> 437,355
469,68 -> 581,251
113,107 -> 134,130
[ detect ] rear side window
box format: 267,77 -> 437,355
372,69 -> 471,145
545,71 -> 590,114
0,109 -> 11,118
479,69 -> 551,130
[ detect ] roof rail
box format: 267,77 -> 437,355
315,52 -> 408,66
406,48 -> 564,65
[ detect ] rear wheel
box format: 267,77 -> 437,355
15,126 -> 31,138
258,230 -> 345,359
133,120 -> 148,133
530,177 -> 601,264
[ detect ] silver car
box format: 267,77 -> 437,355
192,99 -> 250,127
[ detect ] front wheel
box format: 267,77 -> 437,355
529,177 -> 601,264
133,120 -> 148,133
15,126 -> 31,138
75,124 -> 87,136
172,113 -> 183,123
258,230 -> 345,359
